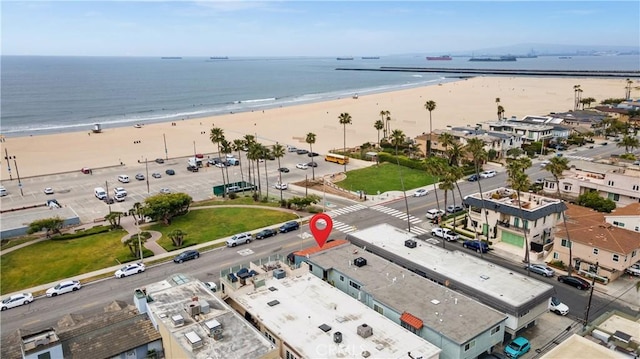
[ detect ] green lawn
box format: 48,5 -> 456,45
191,195 -> 280,207
150,207 -> 298,251
336,162 -> 436,194
0,229 -> 138,295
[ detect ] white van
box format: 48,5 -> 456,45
0,186 -> 8,197
94,187 -> 107,200
117,175 -> 130,183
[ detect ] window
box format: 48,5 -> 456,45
349,281 -> 361,290
339,275 -> 344,282
633,250 -> 638,257
400,320 -> 419,335
373,304 -> 384,315
608,193 -> 620,201
543,215 -> 547,224
523,220 -> 529,230
286,350 -> 298,359
613,254 -> 619,262
264,331 -> 276,344
534,219 -> 538,227
633,184 -> 639,191
607,180 -> 614,186
464,340 -> 476,352
37,353 -> 51,359
561,239 -> 572,248
514,217 -> 520,228
563,184 -> 572,191
491,326 -> 500,335
593,248 -> 599,255
553,252 -> 559,259
613,221 -> 625,227
308,264 -> 313,271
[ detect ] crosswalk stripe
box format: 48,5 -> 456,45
333,221 -> 357,233
326,204 -> 368,218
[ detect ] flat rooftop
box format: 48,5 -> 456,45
346,224 -> 554,315
145,274 -> 275,359
308,244 -> 507,344
464,187 -> 566,221
233,272 -> 441,359
540,334 -> 627,359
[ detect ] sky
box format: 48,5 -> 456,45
2,1 -> 639,57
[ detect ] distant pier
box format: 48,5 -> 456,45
336,67 -> 640,78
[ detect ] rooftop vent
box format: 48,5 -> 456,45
357,323 -> 373,338
185,301 -> 201,317
333,331 -> 343,343
319,324 -> 332,332
268,286 -> 278,291
171,314 -> 184,327
354,257 -> 367,267
267,300 -> 280,307
405,239 -> 417,248
361,351 -> 371,358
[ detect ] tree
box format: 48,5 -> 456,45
338,112 -> 352,173
168,229 -> 187,248
27,217 -> 64,238
438,132 -> 455,155
618,135 -> 640,153
466,138 -> 490,248
143,192 -> 193,225
425,156 -> 447,215
379,110 -> 390,139
259,144 -> 270,199
123,233 -> 147,258
424,100 -> 436,156
495,98 -> 501,120
543,156 -> 574,275
446,142 -> 464,167
390,129 -> 405,156
287,194 -> 321,210
577,191 -> 616,213
220,138 -> 233,187
497,105 -> 505,120
580,97 -> 596,109
209,126 -> 227,197
306,132 -> 317,180
105,211 -> 123,229
272,143 -> 286,202
374,119 -> 384,148
573,84 -> 581,111
232,138 -> 246,183
625,78 -> 633,100
438,164 -> 456,227
506,156 -> 532,269
129,202 -> 144,223
247,141 -> 262,196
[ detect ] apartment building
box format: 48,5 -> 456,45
480,116 -> 554,143
550,204 -> 640,282
542,160 -> 640,207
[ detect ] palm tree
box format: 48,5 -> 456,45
438,132 -> 455,156
573,84 -> 581,111
497,105 -> 505,120
466,138 -> 490,249
581,97 -> 596,109
617,134 -> 640,153
338,112 -> 352,173
220,139 -> 233,186
446,142 -> 464,167
439,164 -> 456,225
232,138 -> 246,183
272,143 -> 286,202
544,156 -> 573,275
379,110 -> 390,139
506,156 -> 533,271
374,119 -> 384,148
259,144 -> 270,199
247,142 -> 262,196
390,129 -> 405,155
495,98 -> 501,120
625,78 -> 633,99
306,132 -> 317,180
424,100 -> 436,156
386,114 -> 392,139
425,156 -> 446,215
209,126 -> 227,197
244,134 -> 256,188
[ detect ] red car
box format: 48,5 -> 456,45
81,167 -> 92,174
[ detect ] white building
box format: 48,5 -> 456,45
542,160 -> 640,207
480,116 -> 554,143
345,224 -> 554,340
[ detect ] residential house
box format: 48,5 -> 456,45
550,204 -> 640,282
305,242 -> 508,359
415,127 -> 522,159
542,160 -> 640,207
606,203 -> 640,232
463,187 -> 567,256
479,116 -> 554,144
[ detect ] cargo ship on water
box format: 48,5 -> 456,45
336,57 -> 354,60
426,55 -> 452,61
361,56 -> 380,59
469,55 -> 517,62
161,57 -> 182,60
210,56 -> 228,60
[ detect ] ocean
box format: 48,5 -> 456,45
2,55 -> 638,137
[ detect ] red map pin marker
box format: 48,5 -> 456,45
309,213 -> 333,248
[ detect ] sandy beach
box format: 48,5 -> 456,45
1,76 -> 636,179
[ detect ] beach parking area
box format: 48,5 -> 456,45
1,76 -> 635,179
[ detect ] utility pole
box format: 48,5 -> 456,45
583,262 -> 599,329
145,158 -> 150,194
13,157 -> 23,196
163,133 -> 168,160
4,148 -> 13,180
104,180 -> 111,213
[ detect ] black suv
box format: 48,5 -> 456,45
279,221 -> 300,233
173,250 -> 200,263
255,228 -> 277,240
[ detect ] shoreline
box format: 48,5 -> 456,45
1,76 -> 637,179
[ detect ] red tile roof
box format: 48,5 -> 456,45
400,312 -> 424,330
294,239 -> 349,256
609,203 -> 640,217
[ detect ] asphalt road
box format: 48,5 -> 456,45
1,143 -> 635,339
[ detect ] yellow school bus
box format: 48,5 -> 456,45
325,153 -> 349,165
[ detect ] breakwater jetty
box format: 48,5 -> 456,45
336,67 -> 640,78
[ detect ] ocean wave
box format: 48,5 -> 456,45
238,97 -> 277,104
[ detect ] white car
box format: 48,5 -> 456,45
431,227 -> 459,241
479,170 -> 497,178
205,282 -> 218,292
114,187 -> 127,197
114,263 -> 146,278
425,209 -> 446,220
1,293 -> 33,311
43,187 -> 54,195
115,192 -> 126,202
549,296 -> 569,316
46,280 -> 81,297
226,232 -> 252,247
275,182 -> 288,190
625,262 -> 640,276
117,175 -> 130,183
539,160 -> 551,168
296,163 -> 308,170
413,189 -> 429,197
160,188 -> 171,194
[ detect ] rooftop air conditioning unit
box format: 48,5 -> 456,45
353,257 -> 367,267
273,269 -> 286,279
185,301 -> 201,317
405,239 -> 417,248
185,331 -> 203,349
171,314 -> 184,327
204,319 -> 222,336
357,323 -> 373,338
333,331 -> 343,343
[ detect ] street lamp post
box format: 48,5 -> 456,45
145,158 -> 150,194
163,133 -> 168,160
4,148 -> 13,180
13,157 -> 23,196
137,221 -> 143,263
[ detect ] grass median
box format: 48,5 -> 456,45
335,162 -> 435,194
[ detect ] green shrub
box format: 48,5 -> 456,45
51,226 -> 111,240
577,191 -> 616,213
